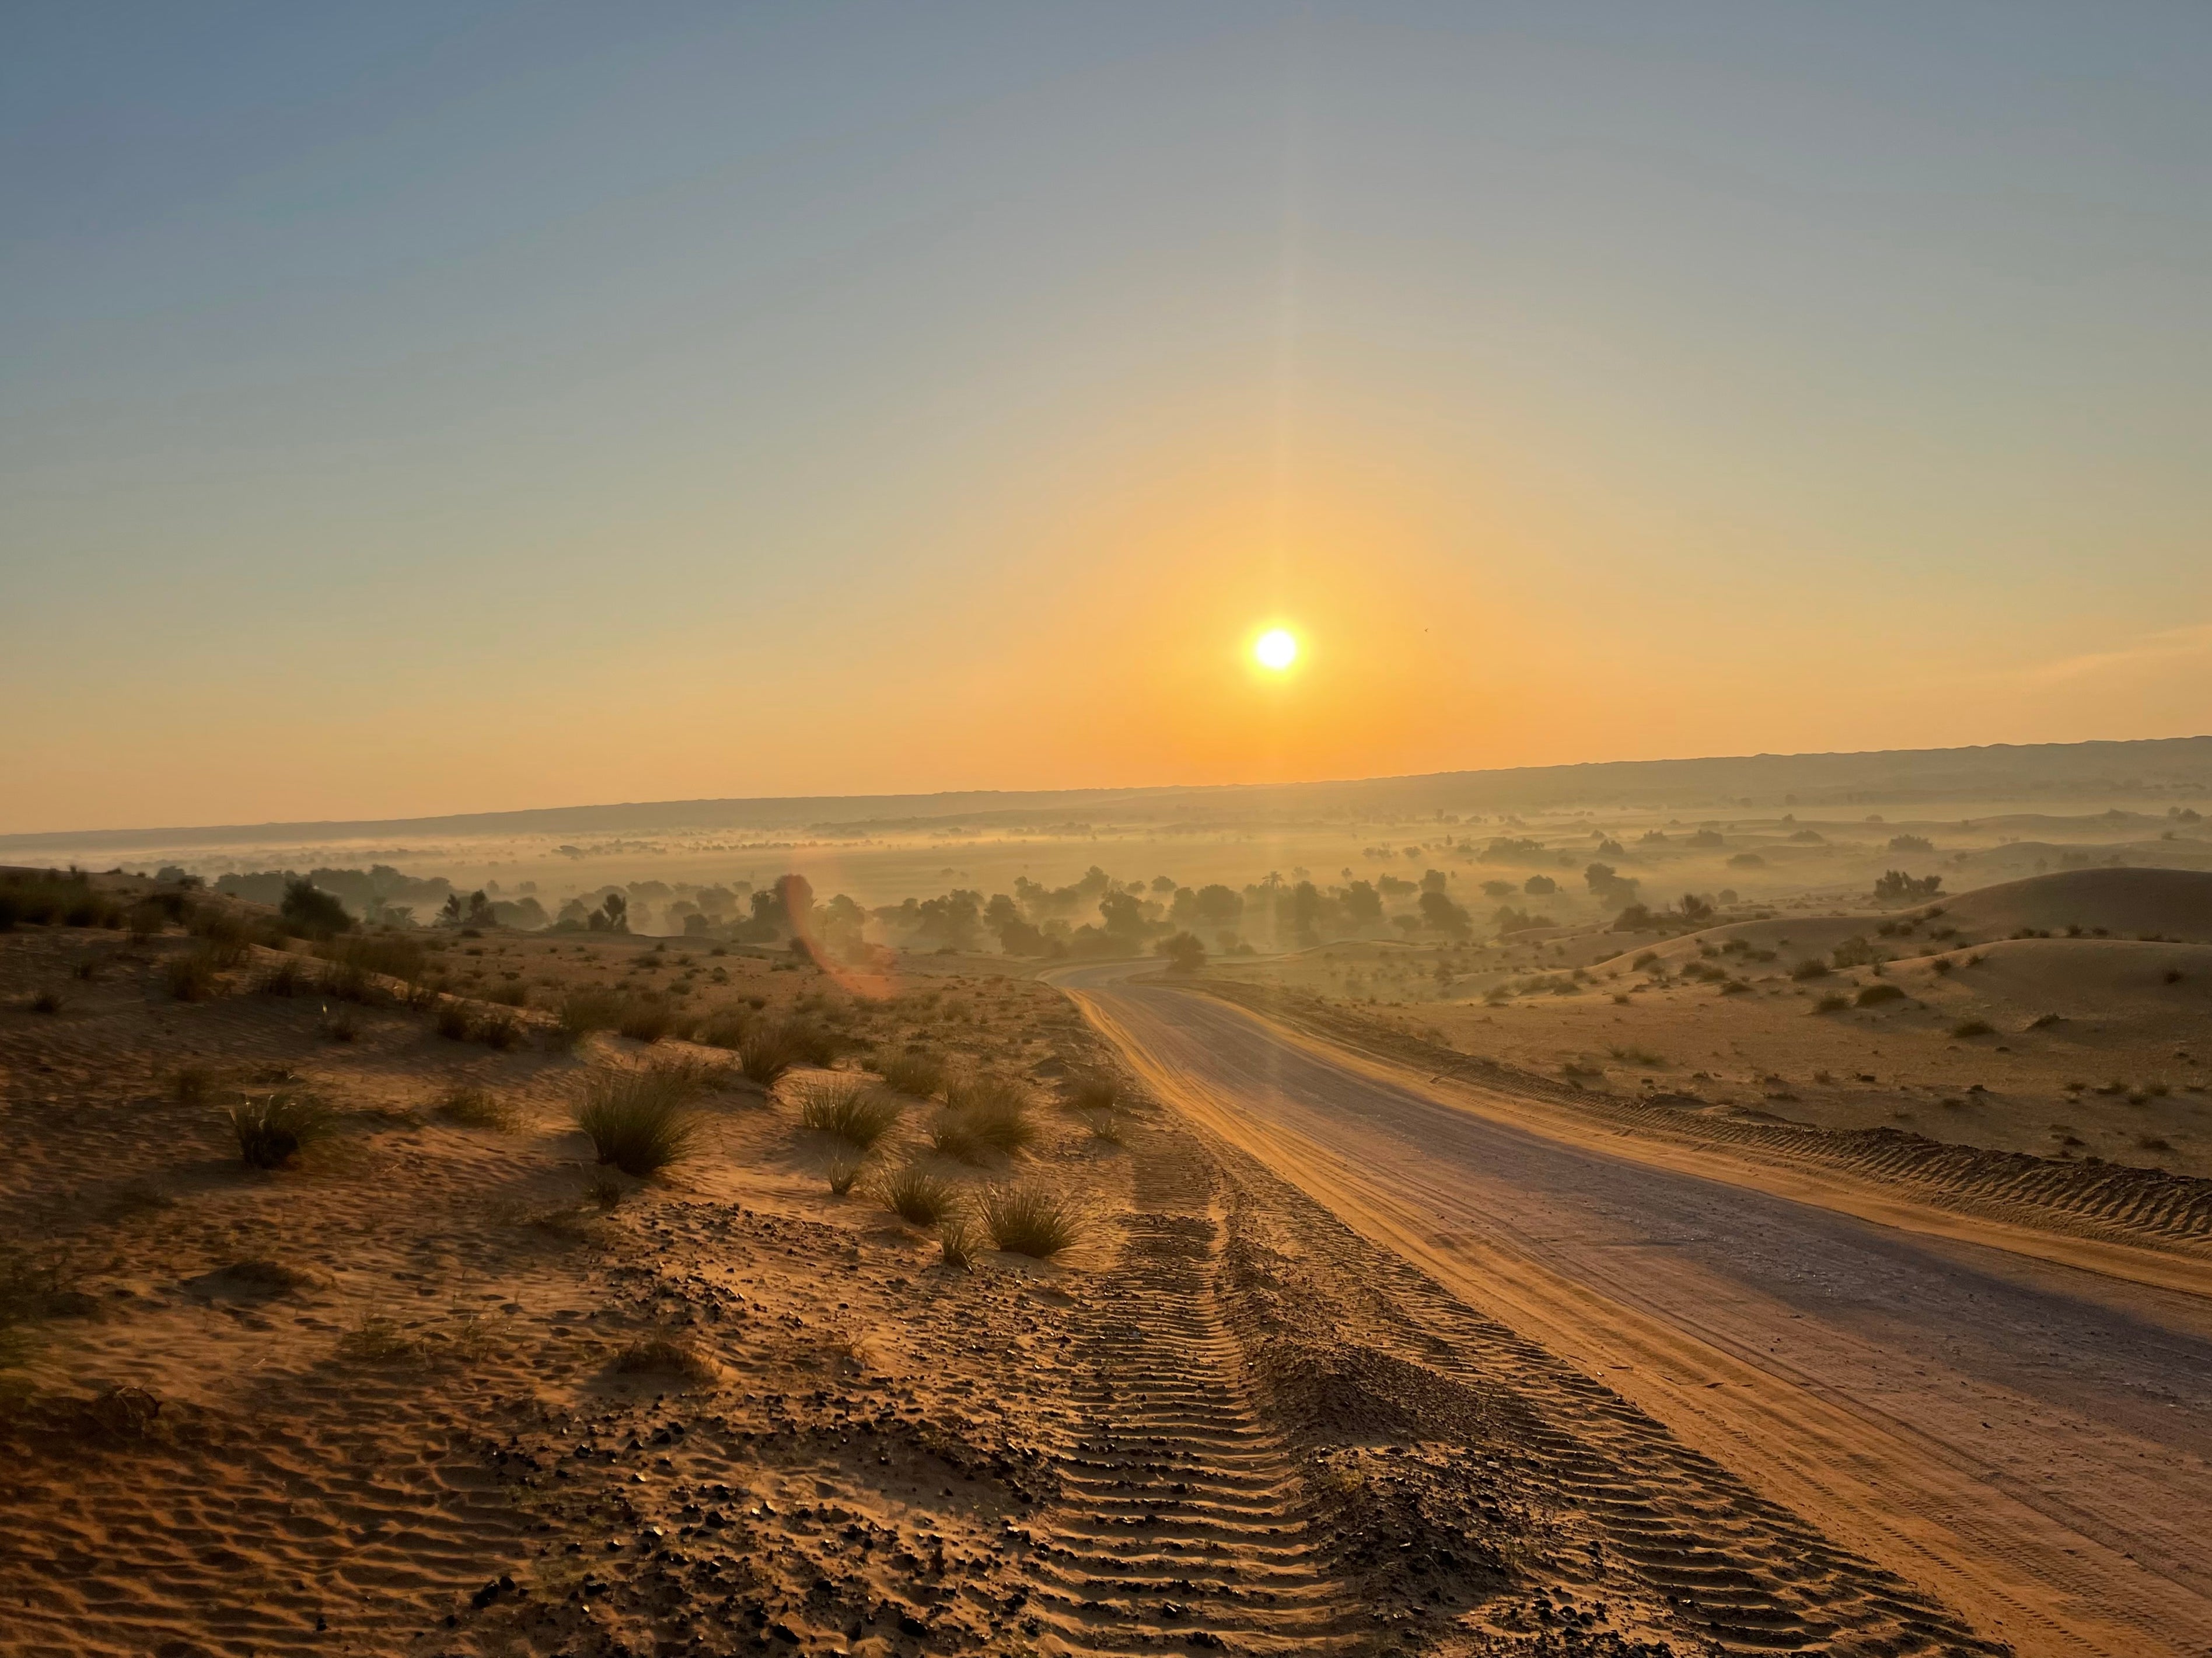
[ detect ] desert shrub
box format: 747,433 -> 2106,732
226,1092 -> 334,1169
798,1078 -> 904,1150
878,1051 -> 945,1099
1950,1018 -> 1994,1038
737,1024 -> 802,1086
0,869 -> 124,931
435,1000 -> 474,1041
440,1086 -> 522,1132
877,1163 -> 956,1226
781,1017 -> 840,1066
979,1185 -> 1081,1259
257,954 -> 313,997
476,1009 -> 523,1051
618,998 -> 679,1043
937,1216 -> 981,1271
693,1008 -> 754,1050
942,1075 -> 1035,1156
575,1067 -> 703,1176
1856,983 -> 1905,1007
1789,959 -> 1830,981
555,988 -> 627,1044
928,1113 -> 987,1163
187,909 -> 258,966
279,879 -> 352,938
1064,1073 -> 1119,1113
163,947 -> 222,1002
614,1335 -> 719,1384
824,1149 -> 866,1197
1812,992 -> 1850,1014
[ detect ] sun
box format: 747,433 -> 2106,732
1253,628 -> 1299,671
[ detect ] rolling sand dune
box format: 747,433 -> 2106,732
1928,868 -> 2212,943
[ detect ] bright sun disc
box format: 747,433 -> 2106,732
1254,628 -> 1298,670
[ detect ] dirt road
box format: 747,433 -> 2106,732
1056,963 -> 2212,1658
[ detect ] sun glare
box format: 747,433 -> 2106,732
1254,628 -> 1299,671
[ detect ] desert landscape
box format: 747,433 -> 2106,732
12,9 -> 2212,1655
5,741 -> 2212,1657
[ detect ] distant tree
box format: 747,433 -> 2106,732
1190,884 -> 1243,927
1611,903 -> 1659,931
1874,870 -> 1943,903
1522,875 -> 1557,897
1888,834 -> 1934,855
1480,879 -> 1515,900
590,891 -> 630,933
1342,879 -> 1383,926
1156,931 -> 1207,972
1676,892 -> 1714,924
1099,890 -> 1149,942
1584,862 -> 1638,907
280,878 -> 351,937
1418,889 -> 1472,940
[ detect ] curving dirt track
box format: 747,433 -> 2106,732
1054,963 -> 2212,1658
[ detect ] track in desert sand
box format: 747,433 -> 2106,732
1054,964 -> 2212,1658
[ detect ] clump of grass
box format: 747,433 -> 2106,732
738,1025 -> 802,1086
824,1148 -> 866,1197
0,869 -> 125,931
338,1311 -> 422,1365
555,987 -> 627,1045
937,1216 -> 981,1271
878,1050 -> 945,1099
1789,959 -> 1830,981
435,1000 -> 474,1041
693,1008 -> 754,1051
617,999 -> 679,1043
321,1007 -> 360,1043
928,1114 -> 987,1163
1811,992 -> 1850,1015
877,1163 -> 956,1226
257,955 -> 313,997
781,1017 -> 840,1066
226,1092 -> 335,1169
978,1185 -> 1081,1260
475,1009 -> 523,1051
163,947 -> 222,1002
27,989 -> 63,1015
439,1086 -> 523,1132
1080,1110 -> 1124,1146
613,1335 -> 719,1386
575,1066 -> 704,1176
173,1064 -> 224,1105
941,1075 -> 1036,1157
1855,983 -> 1905,1007
1951,1018 -> 1994,1038
1063,1073 -> 1119,1113
798,1078 -> 904,1150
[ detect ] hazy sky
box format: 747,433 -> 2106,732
8,2 -> 2212,832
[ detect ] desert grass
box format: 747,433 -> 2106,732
937,1216 -> 981,1271
26,989 -> 63,1015
257,954 -> 313,997
1856,983 -> 1906,1007
797,1077 -> 904,1150
824,1148 -> 866,1197
876,1050 -> 945,1099
613,1334 -> 720,1386
1063,1073 -> 1119,1113
1080,1110 -> 1124,1145
575,1066 -> 704,1176
692,1008 -> 754,1051
978,1185 -> 1081,1260
163,947 -> 223,1002
617,998 -> 680,1043
435,999 -> 474,1041
876,1163 -> 956,1226
938,1074 -> 1036,1158
0,869 -> 125,931
226,1092 -> 335,1169
475,1008 -> 523,1050
439,1086 -> 523,1132
737,1024 -> 802,1086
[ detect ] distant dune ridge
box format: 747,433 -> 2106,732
5,733 -> 2209,851
1930,867 -> 2212,943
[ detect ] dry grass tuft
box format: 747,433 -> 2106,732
937,1216 -> 981,1271
934,1075 -> 1036,1161
876,1050 -> 945,1099
978,1185 -> 1082,1259
613,1335 -> 720,1385
824,1148 -> 866,1197
736,1024 -> 803,1086
798,1077 -> 904,1150
575,1066 -> 704,1176
1063,1073 -> 1119,1113
163,947 -> 222,1002
876,1163 -> 956,1226
226,1092 -> 335,1169
439,1086 -> 523,1132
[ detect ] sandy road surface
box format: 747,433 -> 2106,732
1054,964 -> 2212,1658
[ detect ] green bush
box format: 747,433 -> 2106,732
575,1067 -> 704,1176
